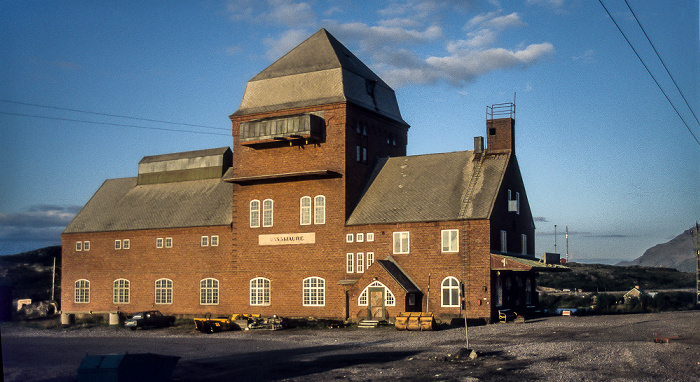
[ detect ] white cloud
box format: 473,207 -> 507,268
268,0 -> 316,27
466,11 -> 525,30
263,29 -> 310,60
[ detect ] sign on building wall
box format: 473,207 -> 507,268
258,233 -> 316,245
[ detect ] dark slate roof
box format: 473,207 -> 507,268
347,151 -> 511,225
233,29 -> 407,126
377,258 -> 421,293
63,168 -> 233,234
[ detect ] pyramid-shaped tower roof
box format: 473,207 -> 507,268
233,29 -> 407,126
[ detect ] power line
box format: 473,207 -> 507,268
598,0 -> 700,147
0,111 -> 230,136
0,99 -> 229,131
623,0 -> 700,129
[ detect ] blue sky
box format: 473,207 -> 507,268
1,0 -> 698,263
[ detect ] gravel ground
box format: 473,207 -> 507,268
2,310 -> 699,381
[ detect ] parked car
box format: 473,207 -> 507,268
124,310 -> 176,330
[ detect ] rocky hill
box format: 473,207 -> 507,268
0,245 -> 61,301
617,226 -> 698,272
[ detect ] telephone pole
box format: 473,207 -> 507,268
693,222 -> 699,307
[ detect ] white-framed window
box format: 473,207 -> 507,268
200,278 -> 219,305
122,239 -> 130,250
250,277 -> 270,306
366,233 -> 374,242
165,237 -> 173,248
114,240 -> 121,250
156,238 -> 164,248
521,234 -> 527,255
356,233 -> 364,242
76,241 -> 82,251
155,278 -> 173,304
357,252 -> 364,273
441,229 -> 459,252
250,200 -> 261,228
441,276 -> 460,307
74,279 -> 90,303
500,230 -> 507,253
211,235 -> 219,247
113,279 -> 130,304
262,199 -> 273,227
300,196 -> 312,225
201,236 -> 209,247
83,241 -> 90,251
303,277 -> 325,306
314,195 -> 325,225
346,233 -> 353,243
346,253 -> 354,273
366,252 -> 374,268
358,281 -> 396,306
393,231 -> 409,254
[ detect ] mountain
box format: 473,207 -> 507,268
617,227 -> 698,272
0,246 -> 61,301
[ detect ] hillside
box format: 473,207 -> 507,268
618,226 -> 698,272
537,262 -> 694,292
0,246 -> 61,301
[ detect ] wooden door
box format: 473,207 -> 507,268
368,287 -> 385,320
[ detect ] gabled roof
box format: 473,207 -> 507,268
233,29 -> 407,126
376,258 -> 421,293
63,168 -> 233,234
347,150 -> 510,225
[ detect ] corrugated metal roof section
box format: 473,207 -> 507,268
138,147 -> 231,164
233,29 -> 407,126
63,168 -> 233,234
346,151 -> 510,225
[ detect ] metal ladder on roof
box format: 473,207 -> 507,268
459,153 -> 486,218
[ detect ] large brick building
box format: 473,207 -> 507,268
62,29 -> 561,324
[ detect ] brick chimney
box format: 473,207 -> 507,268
486,103 -> 515,153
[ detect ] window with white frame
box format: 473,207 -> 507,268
113,279 -> 130,304
201,236 -> 209,247
356,233 -> 364,242
211,235 -> 219,246
346,253 -> 354,273
155,278 -> 173,304
165,237 -> 172,248
74,279 -> 90,303
300,196 -> 311,225
200,278 -> 219,305
358,281 -> 396,306
303,277 -> 325,306
250,277 -> 270,306
366,233 -> 374,242
83,241 -> 90,251
521,234 -> 527,255
441,276 -> 460,307
366,252 -> 374,268
76,241 -> 82,251
357,252 -> 364,273
250,200 -> 260,228
393,231 -> 409,254
122,239 -> 130,250
346,233 -> 353,243
156,238 -> 164,248
262,199 -> 273,227
500,230 -> 507,253
114,240 -> 121,250
314,195 -> 325,225
441,229 -> 459,252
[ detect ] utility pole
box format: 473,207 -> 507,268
554,225 -> 558,253
693,222 -> 699,307
51,256 -> 56,301
566,226 -> 569,262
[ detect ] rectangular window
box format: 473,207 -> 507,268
362,147 -> 367,163
314,195 -> 325,225
441,229 -> 459,252
366,233 -> 374,242
156,238 -> 164,248
114,240 -> 121,250
357,252 -> 364,273
500,230 -> 507,253
521,234 -> 527,255
366,252 -> 374,268
165,237 -> 172,248
356,145 -> 361,162
211,235 -> 219,247
356,233 -> 364,242
346,233 -> 353,243
516,191 -> 521,215
76,241 -> 82,251
122,239 -> 130,250
393,231 -> 409,254
201,236 -> 209,247
262,199 -> 273,227
300,196 -> 311,225
346,253 -> 354,273
250,200 -> 260,228
83,241 -> 90,251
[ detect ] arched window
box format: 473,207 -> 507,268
113,279 -> 130,304
250,277 -> 271,306
155,278 -> 173,304
250,200 -> 260,228
358,281 -> 396,306
74,279 -> 90,303
302,277 -> 325,306
300,196 -> 311,225
441,277 -> 460,307
262,199 -> 273,227
314,195 -> 325,225
200,278 -> 219,305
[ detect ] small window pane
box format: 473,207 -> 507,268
165,237 -> 173,248
76,242 -> 82,251
114,240 -> 121,250
314,196 -> 325,225
122,239 -> 130,250
201,236 -> 209,247
211,235 -> 219,247
300,196 -> 311,225
83,241 -> 90,251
